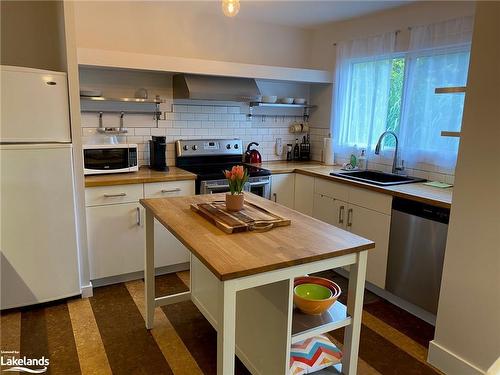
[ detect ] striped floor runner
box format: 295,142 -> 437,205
1,270 -> 443,375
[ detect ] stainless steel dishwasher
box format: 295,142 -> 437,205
386,197 -> 450,314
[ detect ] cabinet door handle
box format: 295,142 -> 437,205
347,208 -> 353,227
136,207 -> 141,226
339,205 -> 345,224
104,192 -> 126,198
272,193 -> 277,202
161,188 -> 181,193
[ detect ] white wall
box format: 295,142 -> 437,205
428,3 -> 500,374
1,0 -> 67,71
309,1 -> 476,71
79,67 -> 314,165
307,1 -> 475,182
73,1 -> 313,69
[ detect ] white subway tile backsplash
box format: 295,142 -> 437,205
180,113 -> 196,121
134,128 -> 151,136
213,106 -> 228,114
151,128 -> 166,136
202,105 -> 214,113
187,105 -> 202,113
227,106 -> 240,114
172,104 -> 187,113
158,120 -> 173,128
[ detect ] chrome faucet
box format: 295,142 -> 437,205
374,131 -> 405,175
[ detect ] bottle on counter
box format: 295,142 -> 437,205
286,144 -> 293,161
358,149 -> 367,170
293,138 -> 300,160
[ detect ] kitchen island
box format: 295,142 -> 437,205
140,193 -> 374,375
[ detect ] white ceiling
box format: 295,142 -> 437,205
185,1 -> 412,29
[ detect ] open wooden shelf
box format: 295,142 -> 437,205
441,131 -> 461,137
434,86 -> 466,94
291,301 -> 350,344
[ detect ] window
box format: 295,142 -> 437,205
336,48 -> 469,170
398,48 -> 470,170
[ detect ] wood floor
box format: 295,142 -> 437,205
1,270 -> 443,375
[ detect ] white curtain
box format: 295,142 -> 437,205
399,16 -> 474,173
332,32 -> 396,159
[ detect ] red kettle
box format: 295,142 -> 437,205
244,142 -> 262,164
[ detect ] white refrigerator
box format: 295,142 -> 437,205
1,65 -> 80,309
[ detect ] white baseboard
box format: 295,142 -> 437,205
91,262 -> 190,288
80,282 -> 93,298
428,340 -> 485,375
334,268 -> 436,325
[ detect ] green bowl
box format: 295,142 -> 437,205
294,283 -> 333,301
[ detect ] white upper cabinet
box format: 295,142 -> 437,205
1,66 -> 71,143
271,173 -> 295,209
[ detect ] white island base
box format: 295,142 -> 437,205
144,206 -> 368,375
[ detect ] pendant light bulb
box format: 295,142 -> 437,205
222,0 -> 240,17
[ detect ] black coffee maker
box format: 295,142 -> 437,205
149,136 -> 169,171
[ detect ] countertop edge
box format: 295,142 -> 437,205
295,168 -> 452,209
84,167 -> 197,187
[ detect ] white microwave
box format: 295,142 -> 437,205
83,144 -> 139,175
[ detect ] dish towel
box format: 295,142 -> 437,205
289,335 -> 342,375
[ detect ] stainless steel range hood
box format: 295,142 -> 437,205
173,74 -> 261,102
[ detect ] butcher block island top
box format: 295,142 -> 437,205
140,192 -> 374,281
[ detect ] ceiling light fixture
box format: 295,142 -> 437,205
222,0 -> 240,17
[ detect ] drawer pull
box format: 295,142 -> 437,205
339,205 -> 345,224
347,208 -> 353,227
136,207 -> 141,226
103,192 -> 127,198
161,188 -> 181,193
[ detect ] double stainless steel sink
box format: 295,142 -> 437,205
329,170 -> 426,186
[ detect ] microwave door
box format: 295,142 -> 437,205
84,148 -> 130,174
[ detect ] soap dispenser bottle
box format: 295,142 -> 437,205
358,149 -> 367,170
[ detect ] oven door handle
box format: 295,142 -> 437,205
248,181 -> 269,187
205,184 -> 230,190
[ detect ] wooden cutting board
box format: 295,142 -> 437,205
190,200 -> 291,234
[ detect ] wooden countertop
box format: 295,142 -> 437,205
253,161 -> 452,209
140,193 -> 374,281
84,166 -> 196,187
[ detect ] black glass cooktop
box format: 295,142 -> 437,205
182,162 -> 270,180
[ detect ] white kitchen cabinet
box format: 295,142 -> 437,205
86,179 -> 194,281
294,174 -> 315,215
312,177 -> 392,289
86,203 -> 145,280
270,173 -> 295,209
312,193 -> 347,228
347,204 -> 391,289
144,181 -> 194,268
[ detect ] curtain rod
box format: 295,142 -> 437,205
332,29 -> 402,46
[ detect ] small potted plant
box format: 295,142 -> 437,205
223,165 -> 248,211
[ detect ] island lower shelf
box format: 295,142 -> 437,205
291,301 -> 351,344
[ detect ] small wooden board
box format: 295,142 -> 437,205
190,200 -> 291,234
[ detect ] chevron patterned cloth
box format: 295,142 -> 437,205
289,335 -> 342,375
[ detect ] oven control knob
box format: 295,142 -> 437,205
192,145 -> 198,151
226,144 -> 231,149
182,145 -> 188,151
234,144 -> 239,149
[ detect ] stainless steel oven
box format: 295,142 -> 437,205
83,143 -> 138,175
200,175 -> 271,199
